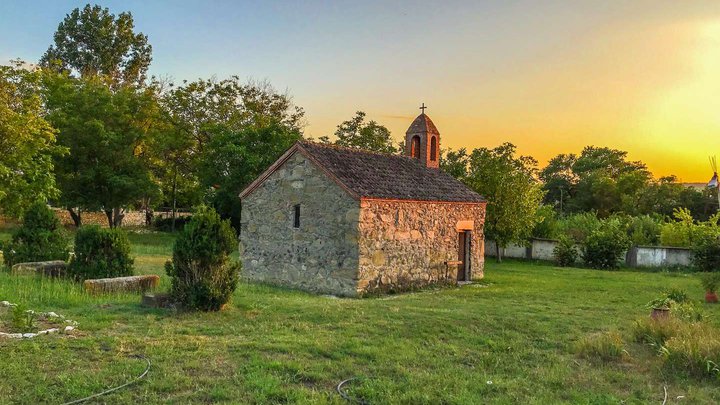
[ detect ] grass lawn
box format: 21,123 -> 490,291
1,231 -> 720,404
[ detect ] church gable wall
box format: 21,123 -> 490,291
357,200 -> 485,295
239,152 -> 361,296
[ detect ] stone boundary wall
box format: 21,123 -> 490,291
485,238 -> 693,267
53,209 -> 146,227
0,209 -> 187,228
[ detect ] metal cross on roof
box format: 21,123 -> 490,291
419,103 -> 427,114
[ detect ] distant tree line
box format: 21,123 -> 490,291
1,3 -> 716,247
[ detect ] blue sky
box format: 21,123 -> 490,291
2,1 -> 720,180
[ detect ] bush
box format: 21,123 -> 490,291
664,288 -> 689,303
673,301 -> 706,323
662,323 -> 720,379
153,215 -> 193,232
660,208 -> 720,248
165,207 -> 240,311
68,226 -> 134,281
1,202 -> 69,267
691,236 -> 720,272
700,273 -> 720,293
531,204 -> 558,239
581,222 -> 630,269
555,212 -> 601,243
575,331 -> 625,362
624,215 -> 661,246
553,236 -> 577,267
632,318 -> 683,349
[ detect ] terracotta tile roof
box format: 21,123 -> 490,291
406,113 -> 440,135
298,141 -> 485,203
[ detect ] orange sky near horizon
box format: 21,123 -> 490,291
301,11 -> 720,183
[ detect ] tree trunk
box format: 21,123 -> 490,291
113,207 -> 125,228
104,210 -> 114,228
496,243 -> 503,263
67,208 -> 82,227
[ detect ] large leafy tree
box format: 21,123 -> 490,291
539,153 -> 576,211
325,111 -> 397,153
44,73 -> 159,227
541,146 -> 652,216
162,77 -> 304,229
460,143 -> 545,261
440,148 -> 470,182
0,61 -> 65,217
201,120 -> 302,230
40,4 -> 152,86
634,176 -> 716,220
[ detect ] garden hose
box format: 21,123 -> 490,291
61,354 -> 150,405
337,376 -> 370,405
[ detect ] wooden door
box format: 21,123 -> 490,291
457,231 -> 466,281
457,231 -> 472,281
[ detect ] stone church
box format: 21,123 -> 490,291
239,109 -> 486,296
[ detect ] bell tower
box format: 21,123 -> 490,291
405,103 -> 440,168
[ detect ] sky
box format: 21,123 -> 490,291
1,0 -> 719,181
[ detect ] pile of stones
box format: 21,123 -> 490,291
0,300 -> 78,339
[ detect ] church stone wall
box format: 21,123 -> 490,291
239,152 -> 361,296
357,200 -> 485,295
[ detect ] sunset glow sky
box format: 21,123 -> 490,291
2,1 -> 719,181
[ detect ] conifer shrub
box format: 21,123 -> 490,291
68,226 -> 134,281
165,207 -> 240,311
581,223 -> 630,269
553,236 -> 578,267
1,201 -> 69,267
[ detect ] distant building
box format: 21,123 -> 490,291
682,182 -> 708,191
238,111 -> 487,296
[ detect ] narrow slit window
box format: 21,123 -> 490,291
293,204 -> 301,228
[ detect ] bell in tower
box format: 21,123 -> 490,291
405,103 -> 440,168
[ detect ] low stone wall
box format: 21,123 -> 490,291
2,209 -> 147,227
485,240 -> 529,259
53,209 -> 146,227
485,238 -> 694,268
628,246 -> 693,267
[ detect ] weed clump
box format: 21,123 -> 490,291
575,331 -> 626,362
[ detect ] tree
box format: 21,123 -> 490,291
200,107 -> 303,229
541,146 -> 652,216
441,148 -> 470,182
1,201 -> 69,266
0,61 -> 65,217
162,78 -> 304,229
332,111 -> 397,153
44,73 -> 159,227
462,143 -> 545,261
539,153 -> 576,211
40,4 -> 152,86
165,206 -> 240,311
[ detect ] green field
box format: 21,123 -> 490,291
1,230 -> 719,404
